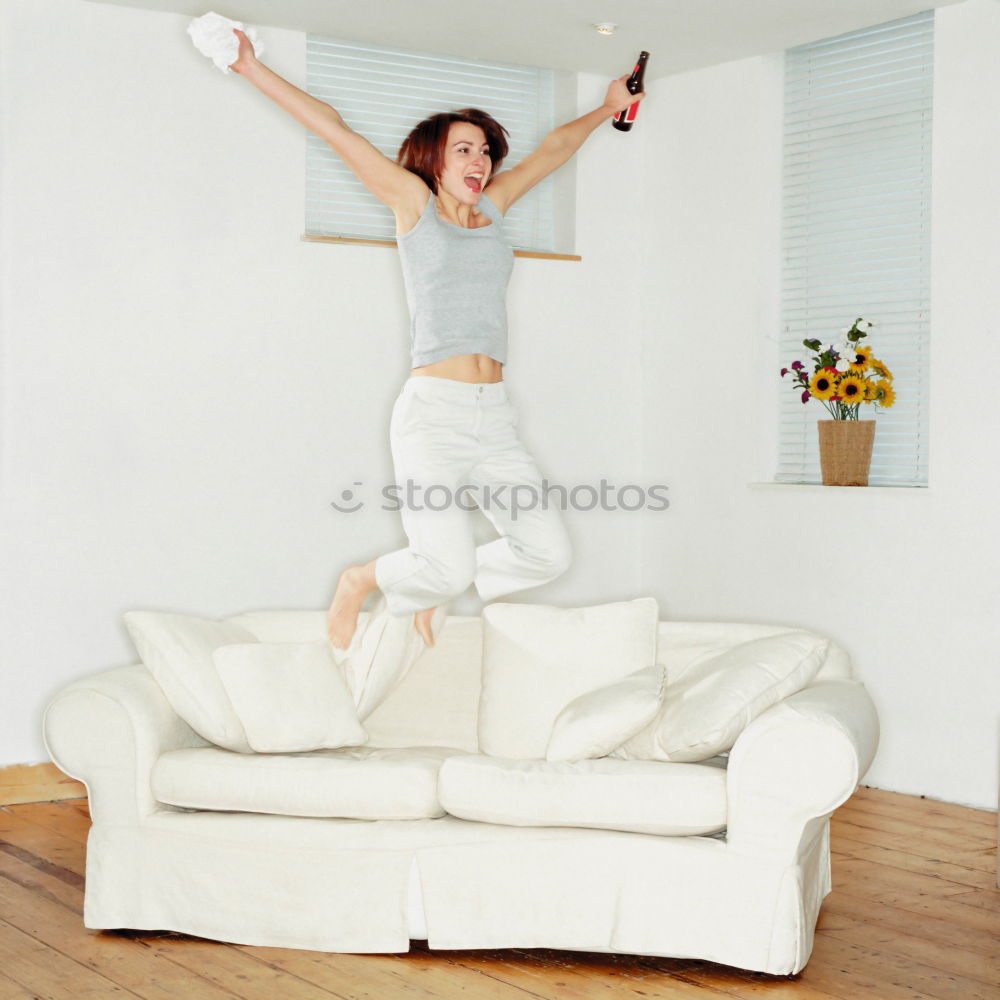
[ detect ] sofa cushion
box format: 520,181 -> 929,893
341,596 -> 449,720
479,597 -> 659,759
212,641 -> 368,753
123,610 -> 256,753
222,611 -> 486,753
546,663 -> 666,762
226,603 -> 448,722
223,609 -> 333,643
438,754 -> 727,836
152,745 -> 467,819
613,630 -> 831,762
362,618 -> 483,752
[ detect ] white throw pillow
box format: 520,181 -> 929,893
337,596 -> 448,720
613,630 -> 831,762
122,610 -> 255,753
545,662 -> 666,762
223,610 -> 329,643
212,641 -> 368,753
479,597 -> 660,759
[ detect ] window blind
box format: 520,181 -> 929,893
778,11 -> 933,487
304,37 -> 556,252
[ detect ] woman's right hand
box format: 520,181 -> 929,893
229,28 -> 259,76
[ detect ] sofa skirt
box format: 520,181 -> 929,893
82,809 -> 830,974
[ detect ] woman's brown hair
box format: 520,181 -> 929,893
397,109 -> 510,193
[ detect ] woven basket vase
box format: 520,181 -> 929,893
817,420 -> 875,486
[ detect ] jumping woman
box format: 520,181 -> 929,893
228,30 -> 645,653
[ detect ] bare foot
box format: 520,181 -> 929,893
327,560 -> 378,650
414,606 -> 439,647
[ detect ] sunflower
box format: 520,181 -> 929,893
809,369 -> 838,400
872,380 -> 896,408
846,345 -> 873,372
838,375 -> 867,404
868,357 -> 893,380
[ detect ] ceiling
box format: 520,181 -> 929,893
86,0 -> 965,80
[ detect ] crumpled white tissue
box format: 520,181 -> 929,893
187,11 -> 264,74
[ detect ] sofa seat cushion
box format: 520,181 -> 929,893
437,754 -> 728,836
152,745 -> 467,820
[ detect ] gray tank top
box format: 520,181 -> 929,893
396,191 -> 514,368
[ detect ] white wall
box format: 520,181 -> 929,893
0,0 -> 645,766
4,0 -> 997,812
637,0 -> 1000,810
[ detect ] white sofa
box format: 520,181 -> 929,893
42,600 -> 879,976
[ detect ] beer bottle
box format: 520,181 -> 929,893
613,51 -> 649,132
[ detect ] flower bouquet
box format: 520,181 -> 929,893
781,317 -> 895,418
780,318 -> 895,485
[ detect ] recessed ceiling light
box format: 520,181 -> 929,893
593,23 -> 617,36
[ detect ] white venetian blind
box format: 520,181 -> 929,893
778,11 -> 933,487
304,37 -> 556,252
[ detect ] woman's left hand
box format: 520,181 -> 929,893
603,74 -> 645,115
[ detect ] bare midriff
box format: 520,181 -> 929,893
411,353 -> 503,384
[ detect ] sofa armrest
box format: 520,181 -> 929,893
43,664 -> 211,824
725,679 -> 879,859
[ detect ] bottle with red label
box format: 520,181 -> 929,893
613,51 -> 649,132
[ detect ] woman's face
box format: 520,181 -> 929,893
437,122 -> 492,205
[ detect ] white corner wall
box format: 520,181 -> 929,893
637,0 -> 1000,810
4,0 -> 996,811
0,0 -> 644,767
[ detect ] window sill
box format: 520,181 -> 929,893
748,482 -> 929,494
301,234 -> 582,262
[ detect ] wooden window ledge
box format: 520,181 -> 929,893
302,234 -> 581,261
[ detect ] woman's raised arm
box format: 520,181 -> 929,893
229,29 -> 425,212
485,76 -> 645,215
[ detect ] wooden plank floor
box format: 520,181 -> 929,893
0,786 -> 996,1000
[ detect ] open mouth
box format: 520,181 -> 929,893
464,173 -> 483,193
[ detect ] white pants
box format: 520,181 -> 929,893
374,376 -> 572,615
